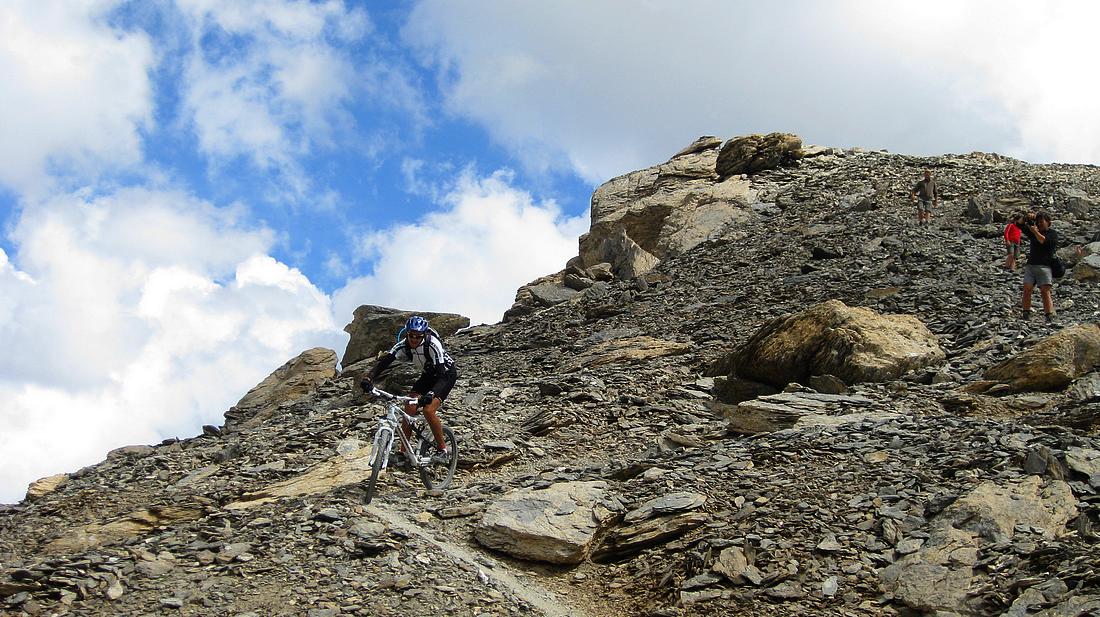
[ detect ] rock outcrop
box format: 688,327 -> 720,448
223,347 -> 338,430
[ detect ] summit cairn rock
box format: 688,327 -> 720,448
715,132 -> 803,179
971,324 -> 1100,392
224,347 -> 338,430
474,481 -> 615,565
722,300 -> 944,388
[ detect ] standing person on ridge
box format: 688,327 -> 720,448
360,316 -> 457,463
909,169 -> 940,226
1019,211 -> 1059,323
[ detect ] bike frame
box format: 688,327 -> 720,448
368,387 -> 433,469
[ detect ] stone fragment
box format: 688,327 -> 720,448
25,473 -> 69,500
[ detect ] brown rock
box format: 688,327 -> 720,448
226,347 -> 338,429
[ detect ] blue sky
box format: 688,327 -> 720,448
2,0 -> 1098,502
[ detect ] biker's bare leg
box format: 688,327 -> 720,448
424,397 -> 446,449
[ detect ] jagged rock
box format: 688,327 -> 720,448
715,132 -> 803,178
341,305 -> 469,367
724,300 -> 944,388
592,512 -> 708,563
973,324 -> 1100,392
225,347 -> 338,429
671,135 -> 723,159
474,481 -> 614,565
504,271 -> 582,321
25,474 -> 68,501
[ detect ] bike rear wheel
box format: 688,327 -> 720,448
417,426 -> 458,491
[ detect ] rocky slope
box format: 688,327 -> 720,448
3,135 -> 1100,617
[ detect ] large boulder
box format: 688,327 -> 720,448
341,305 -> 469,368
715,132 -> 803,179
224,347 -> 338,430
474,481 -> 615,565
577,136 -> 758,279
972,324 -> 1100,392
723,300 -> 944,388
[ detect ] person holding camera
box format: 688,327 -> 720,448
1019,210 -> 1058,323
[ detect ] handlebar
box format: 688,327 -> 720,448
369,386 -> 420,405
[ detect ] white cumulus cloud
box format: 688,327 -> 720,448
0,0 -> 155,193
333,169 -> 588,327
0,189 -> 343,504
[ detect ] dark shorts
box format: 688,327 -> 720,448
412,365 -> 458,402
917,199 -> 934,213
1006,242 -> 1020,258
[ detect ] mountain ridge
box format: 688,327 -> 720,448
3,133 -> 1100,616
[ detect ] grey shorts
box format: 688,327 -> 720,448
1024,264 -> 1052,286
917,199 -> 934,213
1006,242 -> 1020,258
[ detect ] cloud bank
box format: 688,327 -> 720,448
404,0 -> 1100,182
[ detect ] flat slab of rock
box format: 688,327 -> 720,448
623,492 -> 706,523
564,336 -> 691,371
25,473 -> 69,500
226,447 -> 379,510
45,506 -> 203,553
474,481 -> 614,565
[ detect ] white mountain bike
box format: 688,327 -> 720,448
364,387 -> 459,505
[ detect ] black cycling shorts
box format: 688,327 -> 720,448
412,365 -> 458,402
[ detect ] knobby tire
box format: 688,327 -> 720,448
418,426 -> 458,491
364,436 -> 387,504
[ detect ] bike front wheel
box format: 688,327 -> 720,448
418,426 -> 458,491
365,430 -> 391,505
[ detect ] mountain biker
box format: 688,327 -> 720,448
360,316 -> 457,463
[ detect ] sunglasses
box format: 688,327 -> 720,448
407,332 -> 425,340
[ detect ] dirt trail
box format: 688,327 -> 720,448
368,503 -> 589,617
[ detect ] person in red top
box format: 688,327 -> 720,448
1004,213 -> 1023,271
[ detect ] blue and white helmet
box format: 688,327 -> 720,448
405,315 -> 429,333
